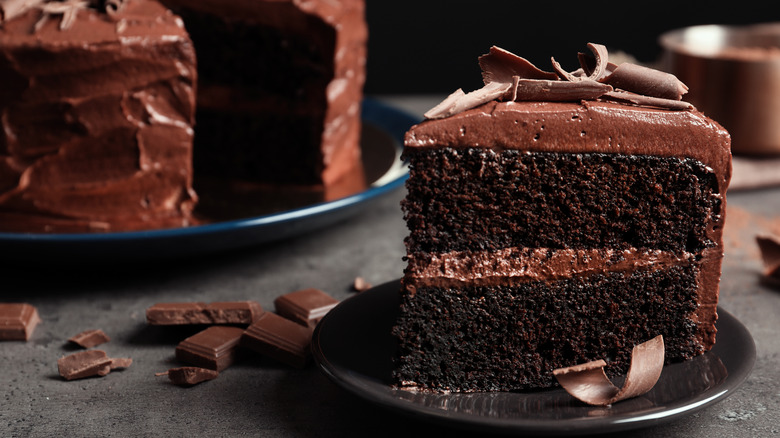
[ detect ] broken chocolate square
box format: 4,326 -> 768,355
0,303 -> 40,341
175,325 -> 244,371
274,288 -> 338,328
241,312 -> 312,368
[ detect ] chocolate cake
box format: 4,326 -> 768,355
393,45 -> 732,392
160,0 -> 367,188
0,0 -> 367,233
0,0 -> 198,232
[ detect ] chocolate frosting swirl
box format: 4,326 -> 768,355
425,43 -> 692,120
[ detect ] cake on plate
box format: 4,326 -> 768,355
0,0 -> 197,232
392,44 -> 732,392
0,0 -> 368,232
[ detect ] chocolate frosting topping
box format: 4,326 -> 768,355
425,44 -> 692,120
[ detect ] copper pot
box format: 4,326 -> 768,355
660,23 -> 780,156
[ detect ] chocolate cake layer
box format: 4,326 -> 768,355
402,148 -> 721,254
0,0 -> 197,232
394,264 -> 700,392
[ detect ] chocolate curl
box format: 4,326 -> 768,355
511,78 -> 612,102
756,234 -> 780,279
103,0 -> 125,16
601,63 -> 688,100
424,82 -> 511,120
552,43 -> 610,82
602,90 -> 694,111
479,46 -> 559,84
553,335 -> 664,406
0,0 -> 45,23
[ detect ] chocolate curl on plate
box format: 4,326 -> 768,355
601,62 -> 689,100
553,335 -> 664,406
756,234 -> 780,279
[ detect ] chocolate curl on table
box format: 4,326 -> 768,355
553,335 -> 664,406
756,234 -> 780,280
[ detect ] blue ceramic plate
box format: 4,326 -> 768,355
312,280 -> 756,436
0,99 -> 417,263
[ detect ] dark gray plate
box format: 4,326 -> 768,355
312,280 -> 756,436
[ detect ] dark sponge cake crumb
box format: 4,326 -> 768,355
393,264 -> 700,392
402,148 -> 721,255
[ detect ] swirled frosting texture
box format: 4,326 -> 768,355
0,0 -> 197,232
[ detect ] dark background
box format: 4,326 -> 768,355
363,1 -> 779,94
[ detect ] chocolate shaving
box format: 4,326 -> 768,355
756,234 -> 780,279
0,0 -> 44,23
601,62 -> 688,100
424,43 -> 693,120
601,90 -> 694,111
510,78 -> 612,102
424,82 -> 511,120
479,46 -> 558,84
553,335 -> 664,406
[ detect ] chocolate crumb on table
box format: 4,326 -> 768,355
756,234 -> 780,285
352,277 -> 372,292
241,312 -> 313,369
0,303 -> 41,341
175,325 -> 245,371
156,367 -> 219,386
274,288 -> 339,328
68,329 -> 111,349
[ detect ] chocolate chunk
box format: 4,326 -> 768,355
175,325 -> 244,371
57,350 -> 113,380
109,357 -> 133,370
757,234 -> 780,279
241,312 -> 312,368
157,367 -> 219,386
0,303 -> 41,341
274,288 -> 339,327
146,301 -> 263,325
68,329 -> 111,348
553,335 -> 665,406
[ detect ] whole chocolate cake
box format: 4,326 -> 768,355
0,0 -> 198,232
0,0 -> 367,233
393,45 -> 732,392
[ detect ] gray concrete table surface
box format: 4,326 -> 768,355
2,96 -> 779,437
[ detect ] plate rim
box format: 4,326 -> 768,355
312,279 -> 757,436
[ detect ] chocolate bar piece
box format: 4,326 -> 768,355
175,326 -> 244,371
146,301 -> 264,325
0,303 -> 41,341
157,367 -> 219,386
58,350 -> 113,380
274,289 -> 338,328
241,312 -> 312,368
68,329 -> 111,348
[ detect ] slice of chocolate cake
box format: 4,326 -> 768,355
0,0 -> 197,232
393,45 -> 732,392
160,0 -> 367,189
